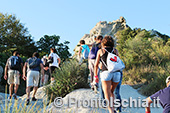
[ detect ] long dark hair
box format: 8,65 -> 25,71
50,48 -> 57,53
101,36 -> 114,47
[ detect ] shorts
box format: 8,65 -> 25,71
50,66 -> 58,77
8,70 -> 20,85
100,71 -> 121,83
27,70 -> 39,87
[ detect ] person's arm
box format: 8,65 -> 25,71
20,63 -> 23,73
78,46 -> 82,57
94,49 -> 101,82
40,63 -> 44,81
57,58 -> 61,65
145,97 -> 153,113
22,62 -> 27,80
145,89 -> 161,113
48,53 -> 52,59
87,42 -> 95,47
4,61 -> 8,80
20,58 -> 23,72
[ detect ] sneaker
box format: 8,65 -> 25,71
8,96 -> 12,100
94,85 -> 98,94
13,94 -> 17,100
26,99 -> 30,105
32,97 -> 37,101
91,87 -> 94,91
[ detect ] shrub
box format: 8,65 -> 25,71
116,27 -> 170,96
45,59 -> 89,101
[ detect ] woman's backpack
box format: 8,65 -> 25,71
82,45 -> 89,59
101,48 -> 125,72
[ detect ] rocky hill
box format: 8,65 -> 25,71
73,16 -> 128,56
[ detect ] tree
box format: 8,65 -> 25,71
0,13 -> 37,57
36,35 -> 71,60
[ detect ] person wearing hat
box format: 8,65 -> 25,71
145,76 -> 170,113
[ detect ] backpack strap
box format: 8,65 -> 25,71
101,48 -> 108,70
101,47 -> 115,70
81,45 -> 85,49
103,48 -> 116,55
111,48 -> 115,53
102,48 -> 111,54
101,48 -> 104,54
100,57 -> 108,70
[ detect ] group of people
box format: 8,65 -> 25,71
4,48 -> 60,105
79,35 -> 123,113
79,35 -> 170,113
3,35 -> 170,113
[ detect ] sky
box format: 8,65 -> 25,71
0,0 -> 170,55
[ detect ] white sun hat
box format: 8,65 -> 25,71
166,76 -> 170,84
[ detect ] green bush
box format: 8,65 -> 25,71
116,27 -> 170,96
45,59 -> 89,101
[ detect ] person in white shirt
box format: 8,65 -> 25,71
48,48 -> 61,83
40,54 -> 50,86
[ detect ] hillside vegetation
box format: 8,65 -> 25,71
116,27 -> 170,96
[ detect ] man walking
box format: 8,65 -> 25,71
4,51 -> 23,100
23,52 -> 44,105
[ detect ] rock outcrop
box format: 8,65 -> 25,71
0,85 -> 163,113
73,16 -> 128,56
46,85 -> 163,113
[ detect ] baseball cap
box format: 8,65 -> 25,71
166,76 -> 170,84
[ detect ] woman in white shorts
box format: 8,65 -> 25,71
94,36 -> 121,113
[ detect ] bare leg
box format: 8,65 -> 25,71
44,74 -> 49,85
111,82 -> 119,109
49,67 -> 55,83
14,84 -> 19,94
51,77 -> 55,83
9,84 -> 14,96
102,81 -> 114,113
33,86 -> 38,98
26,86 -> 32,99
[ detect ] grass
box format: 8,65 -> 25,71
0,85 -> 52,113
122,63 -> 170,96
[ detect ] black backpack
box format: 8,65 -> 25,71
9,56 -> 20,70
47,57 -> 53,64
28,57 -> 39,69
